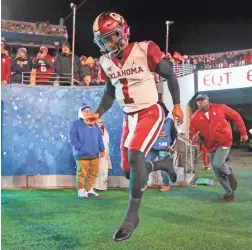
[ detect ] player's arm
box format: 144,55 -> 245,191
155,59 -> 180,105
95,64 -> 115,117
147,41 -> 183,122
95,80 -> 116,117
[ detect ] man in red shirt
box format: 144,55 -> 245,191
189,93 -> 248,202
1,41 -> 11,85
32,45 -> 54,84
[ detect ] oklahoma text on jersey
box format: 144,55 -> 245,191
108,66 -> 144,80
99,41 -> 164,113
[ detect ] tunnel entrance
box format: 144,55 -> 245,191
190,87 -> 252,168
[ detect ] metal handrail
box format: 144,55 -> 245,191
177,133 -> 195,182
21,72 -> 77,85
173,63 -> 194,77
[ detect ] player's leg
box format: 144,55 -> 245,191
124,170 -> 130,180
145,150 -> 159,186
120,115 -> 131,173
113,104 -> 165,241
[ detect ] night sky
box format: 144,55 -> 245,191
2,0 -> 252,57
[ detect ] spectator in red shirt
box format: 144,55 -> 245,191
1,41 -> 11,85
189,93 -> 248,202
32,45 -> 54,85
244,51 -> 252,65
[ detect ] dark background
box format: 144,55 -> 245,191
2,0 -> 252,57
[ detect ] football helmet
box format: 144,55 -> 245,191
93,12 -> 130,58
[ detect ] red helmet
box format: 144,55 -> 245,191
93,12 -> 130,58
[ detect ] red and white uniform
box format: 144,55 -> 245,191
99,41 -> 165,171
99,41 -> 164,113
32,55 -> 54,83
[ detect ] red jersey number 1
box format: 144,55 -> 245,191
119,78 -> 134,104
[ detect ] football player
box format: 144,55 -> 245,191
88,12 -> 184,242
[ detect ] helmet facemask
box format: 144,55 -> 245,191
94,24 -> 129,58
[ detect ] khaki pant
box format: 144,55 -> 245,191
76,158 -> 99,192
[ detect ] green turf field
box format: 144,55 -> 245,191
2,169 -> 252,250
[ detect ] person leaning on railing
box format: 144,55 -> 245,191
54,42 -> 91,86
31,46 -> 54,85
11,48 -> 31,84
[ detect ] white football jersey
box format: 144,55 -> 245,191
99,41 -> 163,113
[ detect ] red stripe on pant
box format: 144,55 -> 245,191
120,104 -> 164,171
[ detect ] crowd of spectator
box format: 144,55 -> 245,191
166,50 -> 252,71
2,44 -> 252,86
1,18 -> 252,86
1,19 -> 68,37
1,40 -> 104,86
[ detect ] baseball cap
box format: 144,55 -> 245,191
80,103 -> 91,111
40,45 -> 48,52
196,93 -> 209,100
18,47 -> 27,54
62,42 -> 70,48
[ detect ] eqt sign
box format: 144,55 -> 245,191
198,65 -> 252,91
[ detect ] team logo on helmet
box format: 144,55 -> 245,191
93,12 -> 130,58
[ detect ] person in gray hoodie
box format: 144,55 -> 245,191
54,42 -> 91,86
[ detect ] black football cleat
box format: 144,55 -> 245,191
113,198 -> 141,242
156,155 -> 177,182
169,172 -> 177,183
113,217 -> 139,242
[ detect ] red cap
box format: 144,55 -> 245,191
40,45 -> 48,52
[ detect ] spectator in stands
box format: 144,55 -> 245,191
189,93 -> 248,202
69,103 -> 105,198
190,49 -> 252,71
11,48 -> 31,84
1,19 -> 67,37
1,41 -> 11,85
196,58 -> 205,70
31,45 -> 54,85
80,55 -> 92,86
173,52 -> 183,64
80,55 -> 87,66
54,42 -> 90,86
244,51 -> 252,65
85,56 -> 99,85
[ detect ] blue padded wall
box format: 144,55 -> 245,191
1,86 -> 124,176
